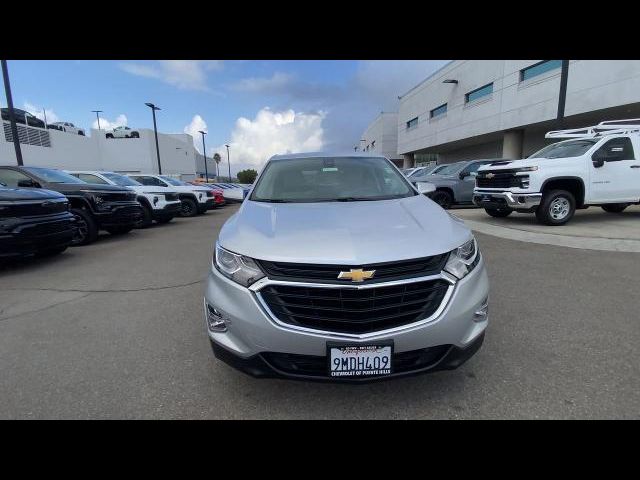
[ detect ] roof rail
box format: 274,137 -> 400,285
545,119 -> 640,139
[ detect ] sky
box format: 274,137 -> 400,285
4,60 -> 449,174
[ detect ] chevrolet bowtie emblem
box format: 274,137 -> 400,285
337,268 -> 376,282
486,173 -> 495,179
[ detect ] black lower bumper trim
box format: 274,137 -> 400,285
210,332 -> 485,383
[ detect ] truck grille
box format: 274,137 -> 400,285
257,254 -> 448,284
476,170 -> 527,189
259,279 -> 450,334
2,200 -> 68,217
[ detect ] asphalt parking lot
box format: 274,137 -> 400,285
1,204 -> 638,419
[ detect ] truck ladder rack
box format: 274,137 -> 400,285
545,119 -> 640,139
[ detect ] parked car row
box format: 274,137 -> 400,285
406,119 -> 640,226
0,166 -> 229,261
1,108 -> 85,136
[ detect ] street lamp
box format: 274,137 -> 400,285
198,130 -> 208,181
225,144 -> 231,182
1,60 -> 23,166
91,110 -> 103,130
145,102 -> 162,174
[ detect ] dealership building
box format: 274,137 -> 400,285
0,122 -> 218,179
362,60 -> 640,168
359,112 -> 403,166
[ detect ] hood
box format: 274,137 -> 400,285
478,158 -> 543,171
412,173 -> 459,184
218,195 -> 472,265
0,186 -> 66,202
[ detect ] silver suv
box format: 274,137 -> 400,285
205,153 -> 489,382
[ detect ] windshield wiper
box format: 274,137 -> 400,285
256,199 -> 293,203
333,197 -> 379,202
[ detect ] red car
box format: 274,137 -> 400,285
188,182 -> 226,207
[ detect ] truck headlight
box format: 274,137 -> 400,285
444,237 -> 480,279
213,243 -> 265,287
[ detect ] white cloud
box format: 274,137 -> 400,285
93,114 -> 128,130
23,102 -> 59,124
231,72 -> 294,93
213,107 -> 325,173
119,60 -> 223,91
183,115 -> 208,152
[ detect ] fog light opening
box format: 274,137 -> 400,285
206,303 -> 227,332
473,298 -> 489,322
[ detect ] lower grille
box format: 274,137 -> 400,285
261,345 -> 451,377
18,220 -> 73,236
259,279 -> 450,334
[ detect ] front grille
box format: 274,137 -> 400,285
2,200 -> 68,217
18,219 -> 73,237
257,254 -> 448,284
476,170 -> 527,189
102,192 -> 136,202
259,279 -> 450,334
261,345 -> 451,377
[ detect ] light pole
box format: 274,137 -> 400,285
225,144 -> 231,182
198,130 -> 208,181
1,60 -> 23,166
92,110 -> 103,130
145,103 -> 162,174
556,60 -> 570,130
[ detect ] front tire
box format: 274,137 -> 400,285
137,204 -> 153,228
131,132 -> 139,138
179,198 -> 198,217
106,133 -> 113,139
430,190 -> 453,209
535,189 -> 576,226
601,203 -> 629,213
484,207 -> 513,218
70,208 -> 99,246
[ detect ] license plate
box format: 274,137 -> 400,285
328,343 -> 393,378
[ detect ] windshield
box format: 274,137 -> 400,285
529,139 -> 598,159
103,172 -> 141,186
250,156 -> 415,203
24,167 -> 85,184
159,176 -> 188,186
435,163 -> 464,176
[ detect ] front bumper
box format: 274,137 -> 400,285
0,212 -> 76,257
152,201 -> 181,218
473,190 -> 542,210
95,202 -> 143,228
204,256 -> 489,382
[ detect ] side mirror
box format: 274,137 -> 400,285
592,158 -> 605,168
416,182 -> 436,195
17,179 -> 38,188
459,171 -> 469,180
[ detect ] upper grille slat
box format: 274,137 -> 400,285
257,254 -> 448,284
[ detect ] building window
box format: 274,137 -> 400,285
465,83 -> 493,103
520,60 -> 562,82
430,103 -> 447,119
406,117 -> 418,130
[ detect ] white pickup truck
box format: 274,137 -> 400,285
128,174 -> 215,217
106,126 -> 140,139
473,119 -> 640,225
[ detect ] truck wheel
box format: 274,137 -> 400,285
535,190 -> 575,226
70,208 -> 99,246
137,204 -> 153,228
106,133 -> 113,139
131,132 -> 139,138
106,226 -> 134,235
179,198 -> 198,217
484,208 -> 513,218
431,190 -> 453,209
601,203 -> 629,213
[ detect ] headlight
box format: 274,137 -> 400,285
444,237 -> 480,279
213,243 -> 265,287
515,166 -> 538,172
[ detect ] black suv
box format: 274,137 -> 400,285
0,182 -> 76,258
1,108 -> 46,129
0,166 -> 143,245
